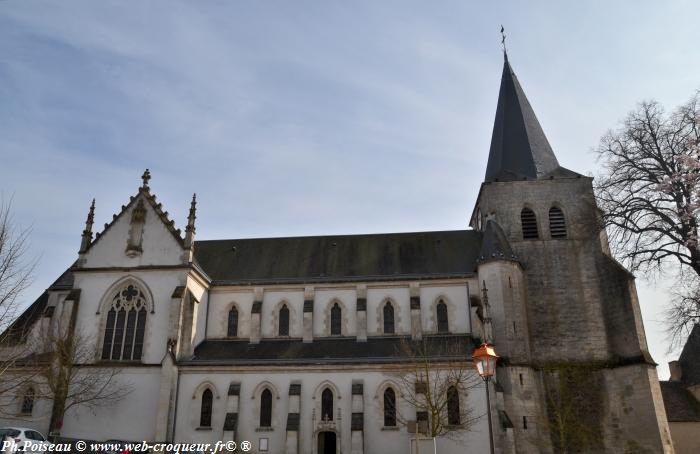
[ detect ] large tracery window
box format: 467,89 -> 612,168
101,283 -> 148,361
330,303 -> 342,335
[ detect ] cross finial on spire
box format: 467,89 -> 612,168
141,169 -> 151,189
500,25 -> 507,58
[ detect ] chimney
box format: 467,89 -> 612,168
669,361 -> 682,382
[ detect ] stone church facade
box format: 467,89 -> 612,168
1,55 -> 675,453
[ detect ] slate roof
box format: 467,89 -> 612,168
679,324 -> 700,386
484,55 -> 580,182
193,230 -> 483,285
660,381 -> 700,422
478,220 -> 517,263
187,334 -> 474,365
1,292 -> 49,345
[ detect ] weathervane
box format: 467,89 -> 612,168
500,25 -> 507,54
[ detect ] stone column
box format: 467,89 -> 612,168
250,287 -> 263,344
303,287 -> 314,343
351,381 -> 364,454
410,283 -> 422,340
223,383 -> 240,444
356,285 -> 367,342
286,383 -> 301,454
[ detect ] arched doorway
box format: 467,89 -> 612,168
317,431 -> 336,454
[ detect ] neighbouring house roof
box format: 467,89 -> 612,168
660,381 -> 700,422
193,230 -> 483,285
679,324 -> 700,386
484,55 -> 580,183
187,334 -> 475,366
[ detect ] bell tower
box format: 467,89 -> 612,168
472,53 -> 674,453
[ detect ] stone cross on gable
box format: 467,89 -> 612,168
141,169 -> 151,188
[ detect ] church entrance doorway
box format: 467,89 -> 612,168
317,431 -> 336,454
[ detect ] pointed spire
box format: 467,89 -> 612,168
79,199 -> 95,253
141,169 -> 152,190
184,193 -> 196,250
484,56 -> 562,182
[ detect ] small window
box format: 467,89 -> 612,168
227,307 -> 238,337
260,389 -> 272,427
447,386 -> 460,425
330,303 -> 342,335
278,305 -> 290,336
383,302 -> 395,334
549,206 -> 567,238
200,388 -> 213,428
436,301 -> 448,333
523,416 -> 528,430
21,388 -> 34,415
321,388 -> 334,421
521,208 -> 539,239
383,388 -> 397,427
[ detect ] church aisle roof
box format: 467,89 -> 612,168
193,230 -> 482,284
484,55 -> 579,182
188,334 -> 474,365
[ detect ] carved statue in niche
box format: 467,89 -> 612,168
126,199 -> 146,257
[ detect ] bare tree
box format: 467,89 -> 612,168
392,338 -> 483,442
0,196 -> 36,406
595,92 -> 700,346
32,325 -> 133,435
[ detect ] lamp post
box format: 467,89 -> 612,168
473,343 -> 499,454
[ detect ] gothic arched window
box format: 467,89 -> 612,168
383,388 -> 397,427
260,388 -> 272,427
227,307 -> 238,337
447,386 -> 460,425
200,388 -> 213,428
321,388 -> 334,421
549,206 -> 567,238
101,283 -> 148,361
437,301 -> 449,333
21,387 -> 34,415
330,303 -> 342,335
278,305 -> 290,336
383,302 -> 395,334
521,208 -> 539,240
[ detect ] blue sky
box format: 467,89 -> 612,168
2,1 -> 699,378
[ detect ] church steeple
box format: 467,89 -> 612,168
484,55 -> 562,182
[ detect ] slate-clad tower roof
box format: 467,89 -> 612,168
485,54 -> 573,182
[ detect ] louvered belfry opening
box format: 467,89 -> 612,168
549,206 -> 567,238
520,208 -> 539,240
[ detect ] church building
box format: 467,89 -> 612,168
1,54 -> 675,453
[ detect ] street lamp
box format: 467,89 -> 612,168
473,343 -> 499,454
